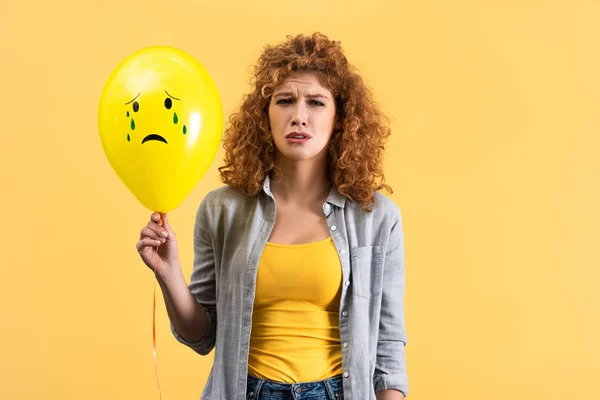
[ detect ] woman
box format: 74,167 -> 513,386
136,33 -> 408,400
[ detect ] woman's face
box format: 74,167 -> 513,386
268,72 -> 336,163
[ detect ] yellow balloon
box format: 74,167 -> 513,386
98,46 -> 223,212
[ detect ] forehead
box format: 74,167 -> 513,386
273,72 -> 332,96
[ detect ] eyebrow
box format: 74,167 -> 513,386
125,93 -> 140,105
165,90 -> 180,100
273,91 -> 330,100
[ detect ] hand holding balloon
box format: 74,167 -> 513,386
136,212 -> 180,278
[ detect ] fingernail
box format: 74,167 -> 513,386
161,231 -> 168,237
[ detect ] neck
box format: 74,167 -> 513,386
270,153 -> 331,208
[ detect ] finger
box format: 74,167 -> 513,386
146,220 -> 169,238
160,213 -> 176,237
151,212 -> 161,223
140,226 -> 167,241
136,237 -> 162,252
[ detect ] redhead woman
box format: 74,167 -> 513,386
137,33 -> 408,400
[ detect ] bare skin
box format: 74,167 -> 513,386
267,72 -> 336,244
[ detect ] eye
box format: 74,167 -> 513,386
276,98 -> 292,105
164,98 -> 172,109
132,101 -> 139,112
309,100 -> 325,106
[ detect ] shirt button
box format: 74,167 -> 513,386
342,311 -> 348,317
324,203 -> 331,209
343,372 -> 349,378
331,225 -> 337,231
345,280 -> 350,287
339,249 -> 345,255
343,342 -> 348,348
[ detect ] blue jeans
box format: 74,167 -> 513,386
246,374 -> 345,400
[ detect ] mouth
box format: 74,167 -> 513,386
285,132 -> 312,139
142,134 -> 168,144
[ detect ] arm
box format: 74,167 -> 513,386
158,262 -> 208,343
373,209 -> 409,397
169,196 -> 218,355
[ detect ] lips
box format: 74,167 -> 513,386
142,134 -> 168,144
285,132 -> 312,139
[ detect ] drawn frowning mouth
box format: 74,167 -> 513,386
142,134 -> 168,144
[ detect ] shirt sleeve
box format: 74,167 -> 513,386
170,194 -> 218,355
373,207 -> 409,397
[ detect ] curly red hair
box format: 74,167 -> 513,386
218,32 -> 393,211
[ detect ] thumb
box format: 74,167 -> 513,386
160,212 -> 173,233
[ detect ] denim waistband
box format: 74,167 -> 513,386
247,374 -> 344,399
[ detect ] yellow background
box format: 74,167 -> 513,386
1,0 -> 598,399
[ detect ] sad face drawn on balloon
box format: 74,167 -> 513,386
125,90 -> 188,144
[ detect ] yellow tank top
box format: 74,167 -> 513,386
248,236 -> 343,383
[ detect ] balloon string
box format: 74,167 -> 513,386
153,217 -> 163,399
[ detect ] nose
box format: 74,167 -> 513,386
290,102 -> 308,127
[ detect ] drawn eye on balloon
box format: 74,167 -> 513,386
124,90 -> 188,144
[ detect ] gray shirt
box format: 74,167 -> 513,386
170,174 -> 409,399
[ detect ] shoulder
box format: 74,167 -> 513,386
373,191 -> 402,219
345,191 -> 402,224
195,185 -> 254,221
202,184 -> 247,206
